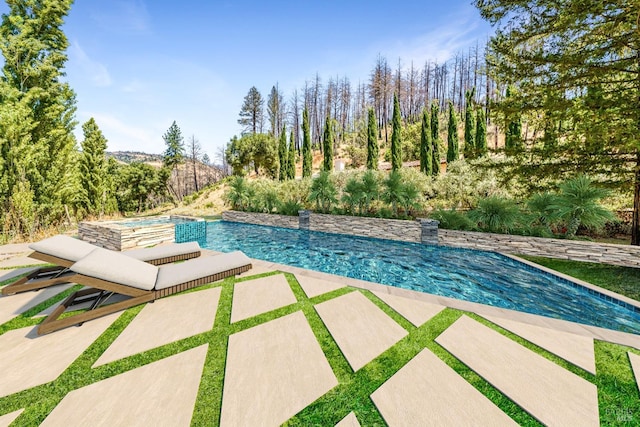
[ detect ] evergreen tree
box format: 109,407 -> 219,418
504,85 -> 523,154
238,86 -> 264,134
420,109 -> 433,175
430,102 -> 440,176
322,116 -> 334,171
0,0 -> 77,233
287,129 -> 296,179
302,107 -> 312,177
278,125 -> 287,181
366,108 -> 379,170
162,121 -> 185,200
79,118 -> 108,216
267,85 -> 284,137
464,88 -> 476,159
390,93 -> 402,171
475,108 -> 487,157
446,101 -> 459,163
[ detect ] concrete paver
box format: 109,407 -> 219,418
230,274 -> 297,323
436,315 -> 599,427
0,283 -> 72,325
41,345 -> 208,427
373,291 -> 445,327
0,267 -> 37,283
0,254 -> 46,269
371,348 -> 518,426
237,264 -> 275,278
628,352 -> 640,392
0,313 -> 120,398
315,291 -> 408,371
94,288 -> 221,366
0,409 -> 24,427
296,274 -> 345,298
220,311 -> 338,427
482,314 -> 596,374
335,412 -> 360,427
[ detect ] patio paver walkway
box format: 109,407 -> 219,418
628,352 -> 640,392
371,348 -> 518,426
296,274 -> 345,298
481,314 -> 596,374
0,409 -> 23,427
436,315 -> 599,427
335,412 -> 360,427
373,291 -> 445,327
220,311 -> 338,427
94,287 -> 221,366
0,313 -> 120,398
315,291 -> 408,371
0,283 -> 72,325
41,344 -> 208,427
230,274 -> 297,323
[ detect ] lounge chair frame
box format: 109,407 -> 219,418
2,248 -> 201,296
37,264 -> 252,335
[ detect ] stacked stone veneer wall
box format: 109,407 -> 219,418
222,211 -> 300,229
439,229 -> 640,268
222,210 -> 439,244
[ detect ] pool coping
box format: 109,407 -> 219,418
234,254 -> 640,350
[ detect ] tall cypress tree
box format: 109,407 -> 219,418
322,116 -> 334,171
390,93 -> 402,171
366,108 -> 379,170
430,102 -> 440,176
446,101 -> 459,163
475,108 -> 487,157
420,109 -> 433,175
0,0 -> 77,231
278,125 -> 287,181
302,107 -> 312,177
79,118 -> 108,216
287,129 -> 296,179
464,88 -> 476,159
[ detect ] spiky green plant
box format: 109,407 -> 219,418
468,196 -> 521,233
342,177 -> 364,215
224,176 -> 249,211
430,209 -> 476,231
361,170 -> 380,214
382,171 -> 404,216
309,171 -> 338,213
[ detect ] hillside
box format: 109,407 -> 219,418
107,151 -> 164,164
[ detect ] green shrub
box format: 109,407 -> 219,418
309,171 -> 338,213
468,196 -> 522,233
430,209 -> 475,230
279,199 -> 303,216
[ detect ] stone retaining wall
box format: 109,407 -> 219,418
439,229 -> 640,268
221,211 -> 299,229
308,213 -> 422,242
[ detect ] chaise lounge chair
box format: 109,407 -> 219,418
37,248 -> 252,335
1,235 -> 202,296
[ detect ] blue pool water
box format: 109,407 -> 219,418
199,221 -> 640,334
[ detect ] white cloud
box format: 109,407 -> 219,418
70,41 -> 112,87
77,111 -> 159,153
91,0 -> 151,35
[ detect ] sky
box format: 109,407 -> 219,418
0,0 -> 494,160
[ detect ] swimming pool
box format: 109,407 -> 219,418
199,221 -> 640,334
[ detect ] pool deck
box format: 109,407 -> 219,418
0,244 -> 638,425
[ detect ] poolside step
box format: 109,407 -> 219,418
436,315 -> 599,426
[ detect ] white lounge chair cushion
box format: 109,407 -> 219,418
71,248 -> 159,291
125,241 -> 201,262
155,251 -> 251,290
29,235 -> 96,262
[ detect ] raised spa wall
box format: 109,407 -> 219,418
79,215 -> 205,251
222,210 -> 640,269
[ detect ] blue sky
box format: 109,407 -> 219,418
1,0 -> 493,160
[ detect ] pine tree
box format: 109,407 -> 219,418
390,93 -> 402,171
504,86 -> 523,154
79,118 -> 108,216
302,107 -> 312,177
464,88 -> 475,159
430,102 -> 440,176
420,109 -> 432,175
322,116 -> 334,171
446,101 -> 459,163
267,85 -> 284,137
278,125 -> 287,181
163,121 -> 185,200
238,86 -> 264,134
287,130 -> 296,179
475,108 -> 487,157
0,0 -> 77,232
366,108 -> 379,170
